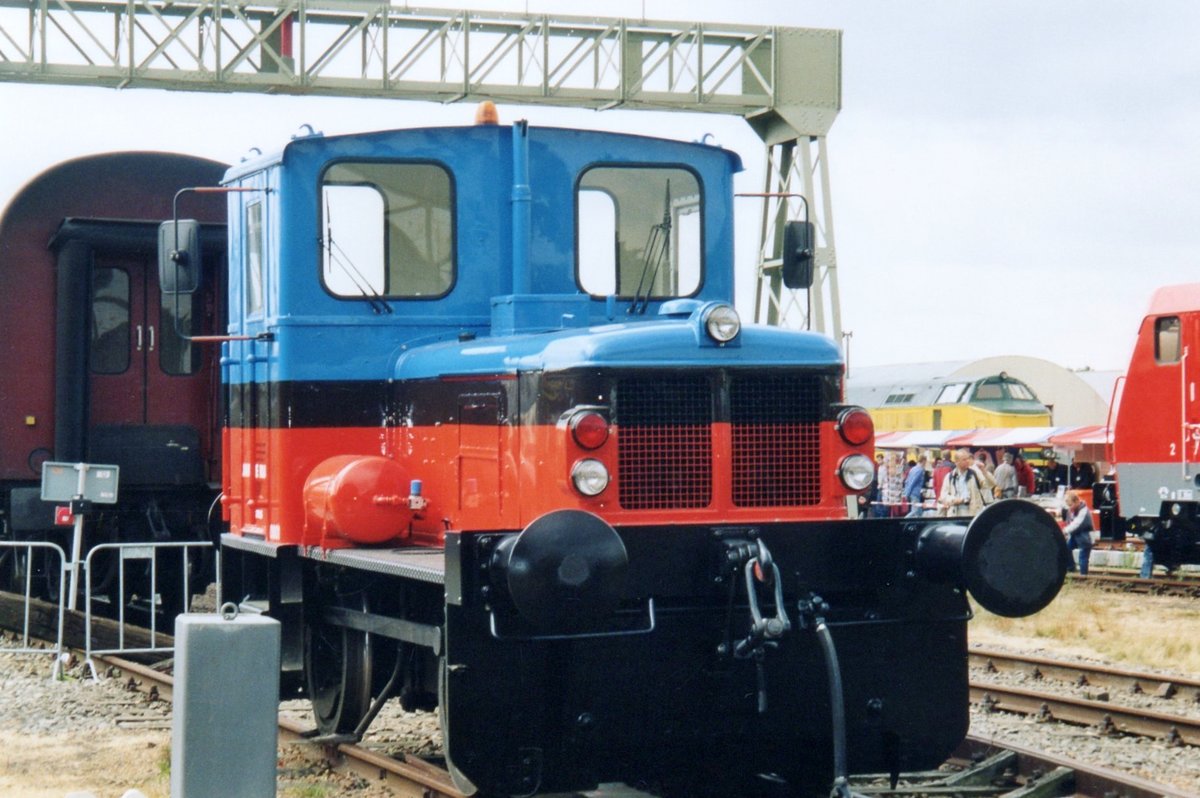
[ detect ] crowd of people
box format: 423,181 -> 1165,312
861,447 -> 1103,574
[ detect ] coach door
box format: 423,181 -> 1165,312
88,250 -> 219,483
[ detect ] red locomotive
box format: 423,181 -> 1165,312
1099,284 -> 1200,570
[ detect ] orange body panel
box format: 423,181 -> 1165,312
224,419 -> 861,547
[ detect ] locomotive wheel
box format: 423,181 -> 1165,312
304,592 -> 374,736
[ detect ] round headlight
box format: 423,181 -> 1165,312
571,459 -> 610,497
703,304 -> 741,343
838,453 -> 875,492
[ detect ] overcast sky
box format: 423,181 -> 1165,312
1,0 -> 1197,372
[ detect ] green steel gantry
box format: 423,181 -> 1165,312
0,1 -> 843,337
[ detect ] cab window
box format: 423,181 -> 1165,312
577,166 -> 701,298
935,383 -> 969,404
244,201 -> 265,316
320,162 -> 454,299
973,382 -> 1003,400
1156,316 -> 1181,363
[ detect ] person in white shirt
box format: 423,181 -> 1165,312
993,450 -> 1018,499
938,449 -> 988,517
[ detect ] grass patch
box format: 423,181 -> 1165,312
969,580 -> 1200,675
157,743 -> 171,779
285,786 -> 332,798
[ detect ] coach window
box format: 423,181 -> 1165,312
320,162 -> 454,299
160,292 -> 199,375
1156,316 -> 1181,363
245,201 -> 265,316
91,267 -> 129,374
577,166 -> 701,299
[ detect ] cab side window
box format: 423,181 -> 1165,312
1155,316 -> 1180,363
245,201 -> 265,316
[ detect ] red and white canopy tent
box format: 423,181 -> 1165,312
1047,424 -> 1112,465
874,425 -> 1112,465
872,430 -> 969,450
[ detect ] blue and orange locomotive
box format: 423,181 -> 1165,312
153,111 -> 1070,797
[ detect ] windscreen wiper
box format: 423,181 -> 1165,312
628,181 -> 672,316
323,201 -> 392,315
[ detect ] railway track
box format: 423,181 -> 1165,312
101,649 -> 1199,798
85,653 -> 650,798
3,597 -> 1197,798
970,646 -> 1200,746
1067,571 -> 1200,597
851,736 -> 1200,798
91,655 -> 468,797
1087,564 -> 1200,581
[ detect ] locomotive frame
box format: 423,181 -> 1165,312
188,116 -> 1069,796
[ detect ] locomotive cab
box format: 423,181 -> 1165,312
206,118 -> 1067,798
1111,285 -> 1200,570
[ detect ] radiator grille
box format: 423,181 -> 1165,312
615,372 -> 824,510
730,374 -> 822,506
616,376 -> 712,509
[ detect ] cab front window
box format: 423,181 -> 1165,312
577,166 -> 701,300
935,383 -> 969,404
320,161 -> 454,299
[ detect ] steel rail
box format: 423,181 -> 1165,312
1070,572 -> 1200,597
970,645 -> 1200,703
1084,564 -> 1200,582
956,735 -> 1200,798
849,734 -> 1199,798
969,681 -> 1200,747
96,653 -> 467,797
276,714 -> 465,798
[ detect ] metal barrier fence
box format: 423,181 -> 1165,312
83,540 -> 219,680
0,540 -> 67,679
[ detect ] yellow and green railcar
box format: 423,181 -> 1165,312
849,373 -> 1050,433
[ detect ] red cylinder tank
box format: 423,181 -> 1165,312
303,455 -> 413,545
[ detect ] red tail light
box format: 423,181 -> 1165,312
836,407 -> 874,446
570,410 -> 610,449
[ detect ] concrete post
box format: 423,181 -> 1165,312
171,605 -> 280,797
